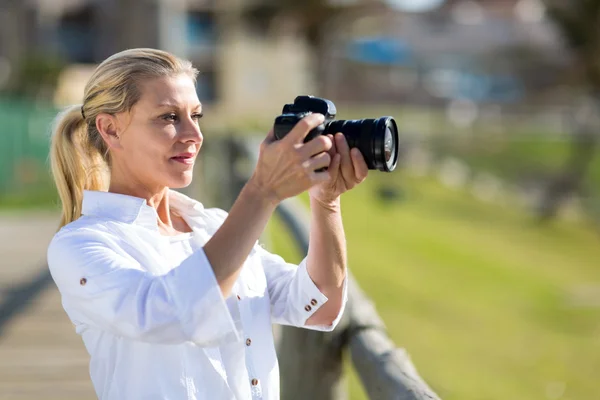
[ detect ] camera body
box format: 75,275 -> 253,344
273,96 -> 337,143
272,95 -> 399,172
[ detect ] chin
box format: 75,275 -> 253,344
167,173 -> 194,189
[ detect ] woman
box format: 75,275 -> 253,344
47,48 -> 368,400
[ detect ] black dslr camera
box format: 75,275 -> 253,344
273,95 -> 399,172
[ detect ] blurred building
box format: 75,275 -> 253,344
0,0 -> 326,125
327,0 -> 567,106
0,0 -> 569,117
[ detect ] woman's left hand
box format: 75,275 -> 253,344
308,132 -> 369,206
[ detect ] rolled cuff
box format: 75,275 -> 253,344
294,258 -> 348,332
166,247 -> 241,347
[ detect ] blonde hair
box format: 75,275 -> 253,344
50,48 -> 198,228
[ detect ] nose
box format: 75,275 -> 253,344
180,116 -> 203,145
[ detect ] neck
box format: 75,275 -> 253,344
108,177 -> 172,228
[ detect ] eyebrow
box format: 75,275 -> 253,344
155,102 -> 202,110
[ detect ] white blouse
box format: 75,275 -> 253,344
47,190 -> 348,400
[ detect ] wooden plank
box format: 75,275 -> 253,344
0,213 -> 96,400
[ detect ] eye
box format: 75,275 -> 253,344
163,113 -> 178,122
191,112 -> 204,121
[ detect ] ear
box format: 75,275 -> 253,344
96,113 -> 123,150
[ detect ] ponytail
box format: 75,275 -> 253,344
50,105 -> 109,229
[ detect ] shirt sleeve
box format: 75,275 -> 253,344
47,228 -> 240,347
256,245 -> 348,332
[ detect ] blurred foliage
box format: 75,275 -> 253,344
0,183 -> 58,210
512,0 -> 600,220
0,97 -> 58,206
5,52 -> 67,101
481,44 -> 570,98
544,0 -> 600,89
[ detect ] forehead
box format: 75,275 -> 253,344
136,74 -> 200,109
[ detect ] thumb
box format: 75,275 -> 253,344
263,128 -> 276,145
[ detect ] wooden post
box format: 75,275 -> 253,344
276,325 -> 348,400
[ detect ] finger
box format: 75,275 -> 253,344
300,135 -> 332,159
285,113 -> 325,144
335,133 -> 355,182
309,170 -> 331,184
351,148 -> 369,181
263,128 -> 276,145
326,134 -> 337,158
328,153 -> 341,182
303,152 -> 331,172
260,129 -> 276,154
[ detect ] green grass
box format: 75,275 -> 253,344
429,130 -> 600,193
267,173 -> 600,400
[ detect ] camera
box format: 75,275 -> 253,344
273,95 -> 399,172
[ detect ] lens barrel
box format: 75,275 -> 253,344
326,117 -> 398,172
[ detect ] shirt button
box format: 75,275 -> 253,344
80,278 -> 87,286
310,299 -> 318,306
246,338 -> 252,346
251,378 -> 259,386
237,294 -> 241,300
304,305 -> 312,312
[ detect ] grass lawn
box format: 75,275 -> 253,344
267,173 -> 600,400
428,129 -> 600,198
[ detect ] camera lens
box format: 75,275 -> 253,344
326,116 -> 398,172
384,126 -> 396,169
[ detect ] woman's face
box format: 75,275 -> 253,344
109,74 -> 203,191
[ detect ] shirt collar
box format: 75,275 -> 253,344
81,189 -> 205,231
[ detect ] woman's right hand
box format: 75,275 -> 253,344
249,113 -> 334,205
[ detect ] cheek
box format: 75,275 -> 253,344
123,128 -> 173,167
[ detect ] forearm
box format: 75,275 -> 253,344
203,180 -> 277,298
306,197 -> 347,324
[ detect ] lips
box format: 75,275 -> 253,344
170,152 -> 196,165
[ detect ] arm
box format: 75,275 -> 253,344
47,229 -> 240,347
256,198 -> 348,331
305,197 -> 347,326
258,133 -> 366,331
203,114 -> 333,299
257,245 -> 346,332
303,132 -> 369,326
203,182 -> 276,298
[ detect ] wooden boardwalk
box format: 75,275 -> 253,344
0,213 -> 96,400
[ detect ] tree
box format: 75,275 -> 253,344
537,0 -> 600,220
